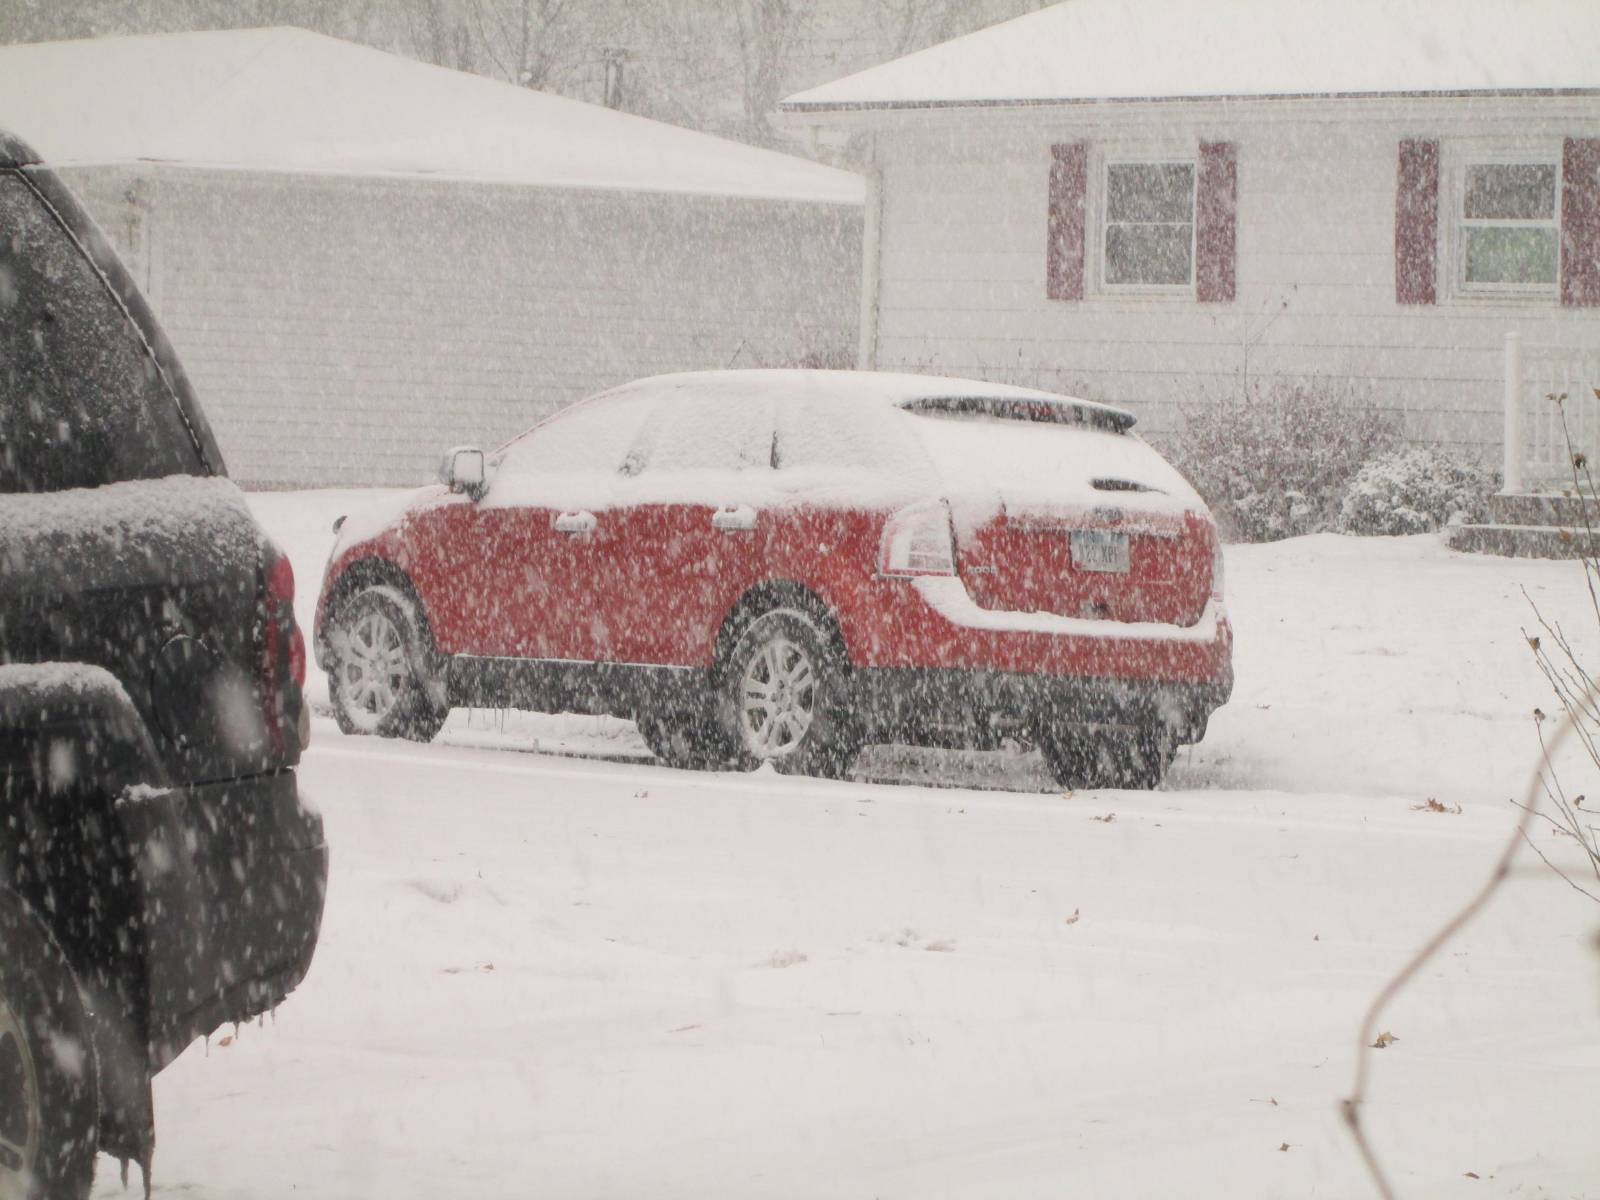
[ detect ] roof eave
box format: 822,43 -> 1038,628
779,85 -> 1600,118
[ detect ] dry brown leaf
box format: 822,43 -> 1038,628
1064,909 -> 1080,925
1371,1031 -> 1399,1049
1412,798 -> 1462,814
1090,813 -> 1116,823
1464,1172 -> 1480,1180
1277,1142 -> 1290,1152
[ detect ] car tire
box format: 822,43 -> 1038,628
1037,723 -> 1175,791
634,710 -> 738,772
328,585 -> 448,742
0,893 -> 98,1200
720,608 -> 861,779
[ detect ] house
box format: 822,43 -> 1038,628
778,0 -> 1600,488
0,28 -> 863,488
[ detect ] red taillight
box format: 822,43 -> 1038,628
260,542 -> 306,753
879,502 -> 958,577
288,626 -> 307,688
267,551 -> 295,608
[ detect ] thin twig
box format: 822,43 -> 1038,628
1516,827 -> 1600,904
1341,686 -> 1594,1199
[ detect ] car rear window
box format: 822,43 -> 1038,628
898,394 -> 1134,432
0,170 -> 205,494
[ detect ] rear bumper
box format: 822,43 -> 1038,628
121,769 -> 328,1070
852,666 -> 1231,746
842,575 -> 1233,745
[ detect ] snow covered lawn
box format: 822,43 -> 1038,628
96,490 -> 1600,1198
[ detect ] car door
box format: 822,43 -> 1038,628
600,386 -> 777,667
468,390 -> 655,662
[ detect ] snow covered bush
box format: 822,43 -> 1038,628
1337,447 -> 1496,535
1166,378 -> 1401,542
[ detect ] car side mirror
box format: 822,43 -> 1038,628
441,446 -> 487,500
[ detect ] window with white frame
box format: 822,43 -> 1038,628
1102,160 -> 1196,288
1459,160 -> 1560,291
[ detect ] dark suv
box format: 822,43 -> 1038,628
0,134 -> 326,1197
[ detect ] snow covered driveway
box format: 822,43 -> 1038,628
95,493 -> 1600,1198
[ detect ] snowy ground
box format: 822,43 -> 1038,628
94,490 -> 1600,1199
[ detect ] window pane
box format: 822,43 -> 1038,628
629,391 -> 773,474
0,171 -> 203,493
1464,163 -> 1556,220
1106,223 -> 1193,286
1463,226 -> 1558,285
1106,162 -> 1194,223
496,392 -> 653,478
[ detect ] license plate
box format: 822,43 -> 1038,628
1070,529 -> 1130,574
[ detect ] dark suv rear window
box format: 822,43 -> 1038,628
0,170 -> 204,493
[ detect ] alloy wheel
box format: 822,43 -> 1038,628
738,636 -> 818,758
340,609 -> 408,725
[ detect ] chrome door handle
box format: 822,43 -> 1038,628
711,505 -> 757,532
554,510 -> 597,535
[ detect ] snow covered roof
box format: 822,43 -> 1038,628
781,0 -> 1600,111
599,368 -> 1135,425
0,27 -> 863,204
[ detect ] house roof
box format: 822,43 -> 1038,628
781,0 -> 1600,112
0,27 -> 863,204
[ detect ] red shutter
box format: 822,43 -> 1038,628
1048,142 -> 1087,301
1395,139 -> 1439,305
1196,141 -> 1237,303
1561,137 -> 1600,307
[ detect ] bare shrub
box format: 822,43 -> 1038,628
1168,378 -> 1401,542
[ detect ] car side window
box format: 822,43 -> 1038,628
0,170 -> 204,494
495,393 -> 655,481
624,390 -> 775,476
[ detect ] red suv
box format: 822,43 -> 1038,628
314,371 -> 1231,788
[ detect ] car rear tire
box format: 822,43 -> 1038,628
0,894 -> 98,1200
634,710 -> 738,771
1037,723 -> 1175,791
721,609 -> 861,779
328,586 -> 448,742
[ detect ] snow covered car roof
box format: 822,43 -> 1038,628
592,369 -> 1137,431
458,369 -> 1187,523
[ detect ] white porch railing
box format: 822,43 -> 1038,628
1503,333 -> 1600,495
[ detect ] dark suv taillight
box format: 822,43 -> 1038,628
260,542 -> 308,756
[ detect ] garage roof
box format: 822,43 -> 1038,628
781,0 -> 1599,111
0,27 -> 864,204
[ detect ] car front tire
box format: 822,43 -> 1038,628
720,609 -> 861,779
327,586 -> 448,742
0,893 -> 98,1200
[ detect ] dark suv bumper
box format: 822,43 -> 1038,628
118,769 -> 328,1070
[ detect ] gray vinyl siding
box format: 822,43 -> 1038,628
64,165 -> 861,488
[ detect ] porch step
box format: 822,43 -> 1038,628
1488,492 -> 1598,527
1443,521 -> 1600,559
